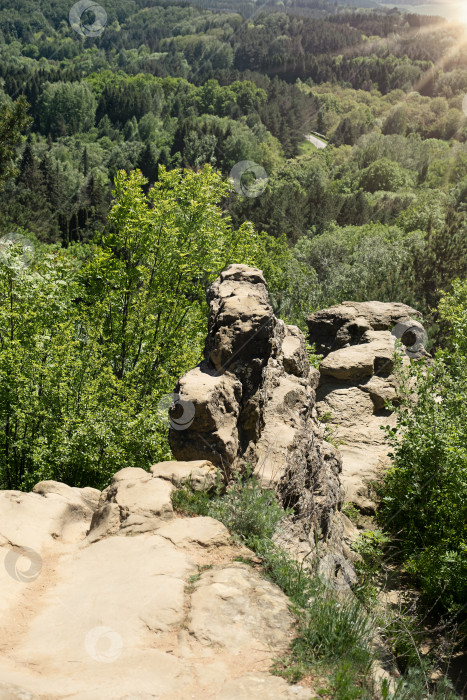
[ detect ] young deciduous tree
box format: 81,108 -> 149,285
0,166 -> 292,490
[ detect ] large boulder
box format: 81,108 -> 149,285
169,264 -> 345,556
86,467 -> 175,542
308,301 -> 428,513
320,331 -> 396,381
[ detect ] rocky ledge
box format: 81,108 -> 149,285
0,268 -> 425,699
0,463 -> 312,700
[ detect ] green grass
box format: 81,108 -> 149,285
171,470 -> 460,699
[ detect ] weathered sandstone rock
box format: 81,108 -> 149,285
218,672 -> 313,699
189,563 -> 295,648
0,466 -> 311,699
307,300 -> 424,356
308,301 -> 427,513
169,264 -> 345,560
86,467 -> 175,541
150,459 -> 218,491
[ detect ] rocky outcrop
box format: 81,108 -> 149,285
308,301 -> 425,358
169,264 -> 346,559
308,301 -> 427,514
0,466 -> 312,699
0,276 -> 426,698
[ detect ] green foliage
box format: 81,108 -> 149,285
379,279 -> 467,612
171,485 -> 213,517
172,467 -> 288,547
306,341 -> 323,369
294,223 -> 424,313
352,530 -> 391,604
388,668 -> 457,700
359,158 -> 415,194
0,167 -> 289,490
208,468 -> 287,547
37,82 -> 97,137
0,96 -> 31,187
341,502 -> 360,524
292,593 -> 374,667
0,3 -> 466,328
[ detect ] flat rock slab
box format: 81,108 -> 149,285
156,516 -> 231,548
320,334 -> 395,381
0,469 -> 310,700
189,563 -> 295,649
219,672 -> 314,699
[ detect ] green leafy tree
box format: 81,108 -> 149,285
0,166 -> 290,490
37,82 -> 97,137
0,96 -> 31,187
359,158 -> 415,193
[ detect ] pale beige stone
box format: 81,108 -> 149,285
189,563 -> 294,648
218,673 -> 314,699
86,468 -> 174,539
150,460 -> 219,491
156,516 -> 231,548
0,683 -> 39,700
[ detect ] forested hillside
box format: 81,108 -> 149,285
0,2 -> 467,695
1,0 -> 467,330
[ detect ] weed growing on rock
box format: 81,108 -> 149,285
170,467 -> 287,545
170,484 -> 213,516
172,471 -> 460,699
208,468 -> 287,546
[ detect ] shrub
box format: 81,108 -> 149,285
379,279 -> 467,612
208,468 -> 287,546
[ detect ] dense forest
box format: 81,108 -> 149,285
0,1 -> 466,695
1,0 -> 467,327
